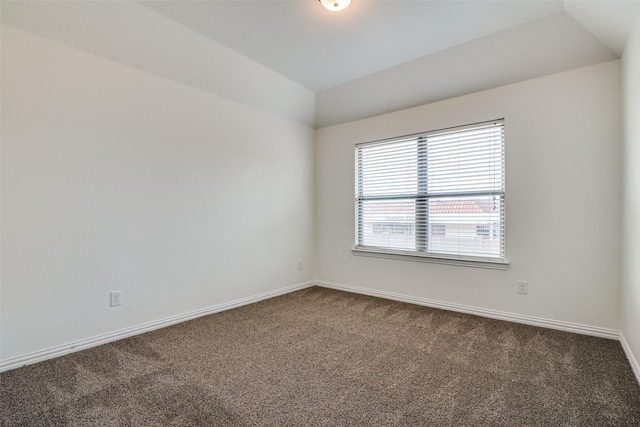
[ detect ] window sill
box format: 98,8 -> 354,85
352,248 -> 509,270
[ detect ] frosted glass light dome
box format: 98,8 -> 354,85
319,0 -> 351,12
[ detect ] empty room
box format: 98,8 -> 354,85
2,0 -> 640,425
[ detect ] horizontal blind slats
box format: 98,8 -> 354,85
356,119 -> 505,261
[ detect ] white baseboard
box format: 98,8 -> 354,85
620,332 -> 640,385
315,280 -> 620,340
0,281 -> 315,373
3,279 -> 634,386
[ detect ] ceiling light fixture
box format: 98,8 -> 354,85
319,0 -> 351,12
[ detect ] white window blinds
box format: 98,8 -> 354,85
355,119 -> 505,262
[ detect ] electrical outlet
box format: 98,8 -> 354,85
110,290 -> 122,307
298,259 -> 304,270
517,280 -> 528,295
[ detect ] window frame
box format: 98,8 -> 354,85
352,119 -> 508,270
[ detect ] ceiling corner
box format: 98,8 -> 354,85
564,0 -> 640,56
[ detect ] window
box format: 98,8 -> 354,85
355,120 -> 505,266
431,223 -> 446,237
373,222 -> 415,235
476,224 -> 490,239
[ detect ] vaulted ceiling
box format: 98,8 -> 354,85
2,1 -> 639,127
143,0 -> 570,91
141,1 -> 639,91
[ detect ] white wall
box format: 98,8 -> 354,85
316,60 -> 622,330
621,15 -> 640,372
0,25 -> 315,361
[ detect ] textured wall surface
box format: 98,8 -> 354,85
622,15 -> 640,374
1,25 -> 315,361
316,60 -> 622,330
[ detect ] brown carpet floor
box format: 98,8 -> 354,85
1,286 -> 639,426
